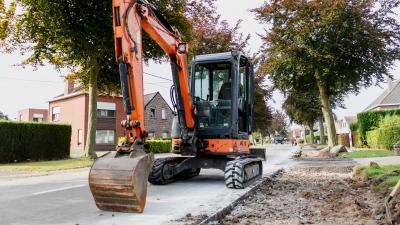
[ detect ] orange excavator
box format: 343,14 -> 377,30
88,0 -> 264,213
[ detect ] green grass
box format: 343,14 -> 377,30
354,164 -> 400,191
0,158 -> 94,172
317,144 -> 328,150
339,149 -> 396,158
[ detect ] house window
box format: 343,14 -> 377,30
33,113 -> 43,122
150,108 -> 156,118
52,107 -> 60,122
97,102 -> 116,118
161,109 -> 166,120
148,132 -> 155,138
19,115 -> 23,121
78,129 -> 83,145
96,130 -> 115,145
162,132 -> 169,138
97,109 -> 116,118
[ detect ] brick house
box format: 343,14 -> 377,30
364,79 -> 400,111
17,108 -> 48,122
48,80 -> 173,152
143,92 -> 174,138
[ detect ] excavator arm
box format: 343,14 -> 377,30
88,0 -> 195,213
113,0 -> 194,146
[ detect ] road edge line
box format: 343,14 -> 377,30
197,169 -> 284,225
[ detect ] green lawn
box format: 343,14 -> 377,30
0,158 -> 94,172
339,149 -> 396,158
354,164 -> 400,190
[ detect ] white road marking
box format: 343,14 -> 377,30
32,184 -> 86,195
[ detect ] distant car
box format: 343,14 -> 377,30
275,136 -> 285,144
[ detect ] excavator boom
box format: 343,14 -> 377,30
89,0 -> 194,213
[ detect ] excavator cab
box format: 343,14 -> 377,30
191,52 -> 254,146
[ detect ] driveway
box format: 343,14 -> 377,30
0,144 -> 294,225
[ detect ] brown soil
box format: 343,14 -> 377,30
220,166 -> 390,225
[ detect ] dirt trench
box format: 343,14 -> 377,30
218,166 -> 390,225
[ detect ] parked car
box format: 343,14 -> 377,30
275,136 -> 285,144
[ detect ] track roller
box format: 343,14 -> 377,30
224,157 -> 263,189
148,157 -> 201,185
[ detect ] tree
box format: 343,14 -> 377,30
283,90 -> 322,144
186,0 -> 249,56
269,110 -> 288,137
3,0 -> 249,157
3,0 -> 193,158
251,56 -> 273,135
253,73 -> 273,135
0,111 -> 8,120
254,0 -> 400,147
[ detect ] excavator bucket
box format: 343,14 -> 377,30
89,151 -> 154,213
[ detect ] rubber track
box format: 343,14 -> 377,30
148,157 -> 200,185
224,158 -> 262,189
148,157 -> 178,185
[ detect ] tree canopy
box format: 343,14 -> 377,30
269,110 -> 288,137
254,0 -> 400,146
2,0 -> 254,156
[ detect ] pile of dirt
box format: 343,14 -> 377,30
220,166 -> 388,225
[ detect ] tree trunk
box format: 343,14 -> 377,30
308,123 -> 315,144
84,57 -> 99,159
318,117 -> 325,144
315,70 -> 337,147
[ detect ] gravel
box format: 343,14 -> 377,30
219,166 -> 386,225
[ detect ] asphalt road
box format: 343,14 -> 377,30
0,144 -> 294,225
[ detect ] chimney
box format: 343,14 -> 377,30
64,79 -> 75,95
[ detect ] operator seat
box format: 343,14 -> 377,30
218,81 -> 231,100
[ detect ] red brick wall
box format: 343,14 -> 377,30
17,108 -> 48,122
96,96 -> 124,151
49,94 -> 87,152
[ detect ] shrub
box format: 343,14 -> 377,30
366,115 -> 400,150
366,129 -> 381,149
357,109 -> 400,142
350,122 -> 358,132
351,131 -> 362,148
297,138 -> 304,144
0,121 -> 71,163
314,135 -> 328,144
146,139 -> 172,153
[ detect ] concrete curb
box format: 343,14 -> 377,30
197,169 -> 284,225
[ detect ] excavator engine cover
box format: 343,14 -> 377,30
89,151 -> 154,213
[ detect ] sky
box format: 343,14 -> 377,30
0,0 -> 399,120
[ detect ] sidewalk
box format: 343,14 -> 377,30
0,153 -> 182,181
353,156 -> 400,165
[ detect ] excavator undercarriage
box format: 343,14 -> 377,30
148,156 -> 263,188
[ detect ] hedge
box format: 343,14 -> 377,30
305,135 -> 328,144
357,109 -> 400,142
352,131 -> 362,148
146,139 -> 172,153
366,115 -> 400,150
118,137 -> 172,154
0,120 -> 71,163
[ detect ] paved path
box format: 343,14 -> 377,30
0,145 -> 294,225
353,156 -> 400,165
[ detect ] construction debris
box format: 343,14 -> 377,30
220,166 -> 385,225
